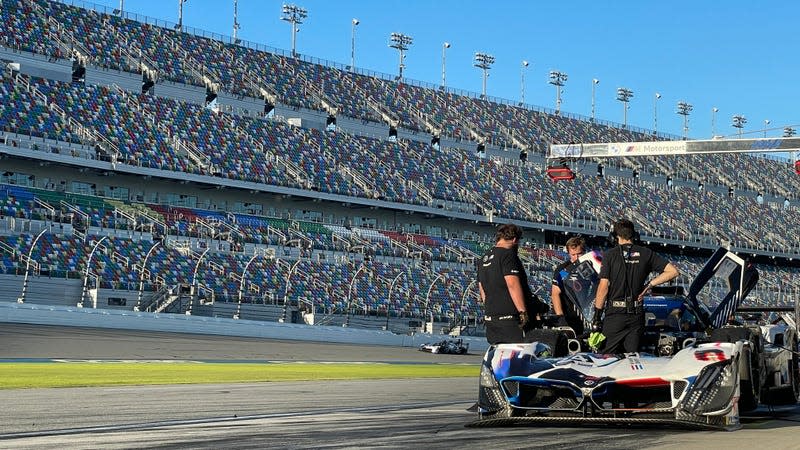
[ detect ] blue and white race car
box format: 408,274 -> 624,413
472,248 -> 800,430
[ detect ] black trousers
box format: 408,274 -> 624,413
601,312 -> 644,353
485,319 -> 525,345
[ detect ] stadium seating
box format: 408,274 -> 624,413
2,182 -> 797,320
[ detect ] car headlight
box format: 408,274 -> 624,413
680,359 -> 737,414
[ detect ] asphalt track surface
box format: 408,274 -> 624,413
2,324 -> 800,449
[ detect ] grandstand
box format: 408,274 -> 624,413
0,0 -> 798,337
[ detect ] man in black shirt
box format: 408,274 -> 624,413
593,219 -> 679,353
478,223 -> 548,344
551,236 -> 588,335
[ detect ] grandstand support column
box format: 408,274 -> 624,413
134,240 -> 162,311
187,247 -> 212,315
280,258 -> 304,323
344,263 -> 370,327
235,254 -> 262,320
424,273 -> 447,334
17,228 -> 48,304
387,271 -> 408,330
79,235 -> 108,308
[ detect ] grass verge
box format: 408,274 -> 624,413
0,362 -> 479,389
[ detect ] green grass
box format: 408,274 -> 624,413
0,362 -> 479,389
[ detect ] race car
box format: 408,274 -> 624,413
419,338 -> 469,354
471,247 -> 800,430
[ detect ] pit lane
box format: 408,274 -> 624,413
1,324 -> 799,449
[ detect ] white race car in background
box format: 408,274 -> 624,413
419,338 -> 469,355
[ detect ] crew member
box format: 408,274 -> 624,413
478,223 -> 548,344
593,219 -> 679,353
551,236 -> 588,335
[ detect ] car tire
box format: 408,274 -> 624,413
710,326 -> 764,411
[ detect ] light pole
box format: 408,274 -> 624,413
653,92 -> 661,135
712,107 -> 719,137
520,60 -> 529,104
460,279 -> 479,328
345,263 -> 370,327
474,52 -> 495,98
424,273 -> 446,332
591,78 -> 599,122
177,0 -> 186,30
549,70 -> 567,114
387,270 -> 407,330
441,42 -> 450,88
17,228 -> 48,303
281,257 -> 303,322
763,119 -> 770,138
232,0 -> 240,43
616,87 -> 633,128
281,3 -> 307,57
389,32 -> 413,80
79,235 -> 108,308
187,247 -> 211,315
350,18 -> 359,70
732,114 -> 747,138
235,253 -> 264,319
677,101 -> 693,139
134,240 -> 162,311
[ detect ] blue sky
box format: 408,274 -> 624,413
84,0 -> 800,142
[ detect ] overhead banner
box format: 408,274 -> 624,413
548,141 -> 686,159
548,137 -> 800,159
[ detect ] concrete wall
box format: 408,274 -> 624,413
0,301 -> 490,353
